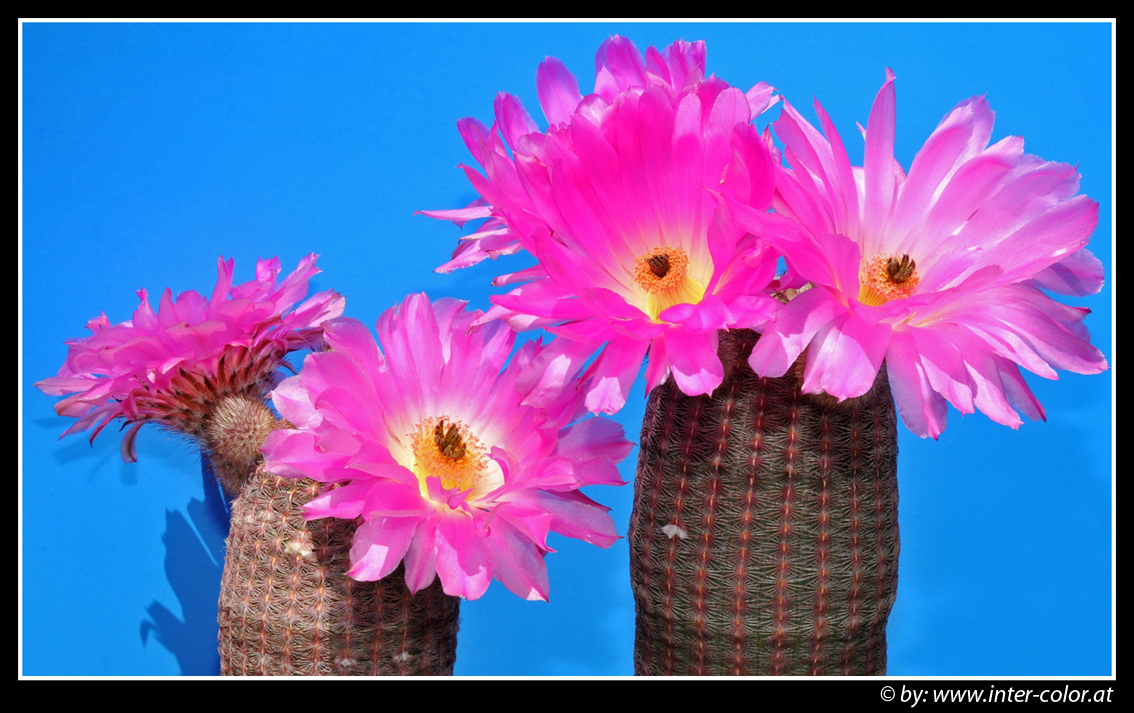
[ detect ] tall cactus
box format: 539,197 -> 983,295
629,329 -> 899,675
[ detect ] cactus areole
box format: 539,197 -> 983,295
629,329 -> 899,675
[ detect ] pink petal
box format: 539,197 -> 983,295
491,279 -> 593,321
720,124 -> 776,211
120,421 -> 143,463
665,327 -> 722,396
1026,248 -> 1105,297
888,131 -> 968,250
775,100 -> 843,233
514,490 -> 619,549
722,294 -> 779,331
537,56 -> 583,127
261,429 -> 351,482
636,87 -> 680,236
643,331 -> 671,395
977,195 -> 1099,287
948,331 -> 1028,429
912,135 -> 1024,262
745,81 -> 778,118
485,516 -> 550,602
801,308 -> 892,400
302,479 -> 374,520
862,68 -> 898,258
658,39 -> 707,91
491,500 -> 555,551
402,510 -> 441,594
885,330 -> 949,439
887,97 -> 994,254
748,287 -> 849,379
728,199 -> 860,295
434,513 -> 493,600
553,417 -> 633,464
907,326 -> 975,415
415,203 -> 493,227
346,516 -> 419,581
456,116 -> 491,166
492,263 -> 548,288
358,477 -> 430,519
659,295 -> 731,334
578,287 -> 652,323
494,92 -> 540,152
323,317 -> 386,385
516,336 -> 598,408
584,336 -> 649,414
595,35 -> 647,94
995,357 -> 1046,423
812,96 -> 860,238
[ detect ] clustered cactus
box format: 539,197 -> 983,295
38,33 -> 1106,677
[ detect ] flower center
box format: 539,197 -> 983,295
410,416 -> 487,495
859,254 -> 920,306
633,246 -> 705,322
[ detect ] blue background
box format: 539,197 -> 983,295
21,22 -> 1113,677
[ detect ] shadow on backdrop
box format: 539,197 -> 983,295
140,460 -> 231,675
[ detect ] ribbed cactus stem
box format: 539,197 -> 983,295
204,395 -> 460,676
630,329 -> 899,675
217,466 -> 461,675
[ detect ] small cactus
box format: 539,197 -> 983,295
208,396 -> 460,676
630,329 -> 899,675
216,463 -> 460,676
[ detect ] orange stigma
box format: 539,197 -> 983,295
859,254 -> 921,306
632,246 -> 705,322
410,416 -> 486,494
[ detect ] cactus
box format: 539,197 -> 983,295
207,396 -> 460,676
629,329 -> 899,675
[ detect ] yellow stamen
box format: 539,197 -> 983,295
409,416 -> 486,496
633,246 -> 706,322
859,254 -> 921,306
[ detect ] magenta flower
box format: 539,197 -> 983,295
727,69 -> 1108,438
36,254 -> 345,461
424,36 -> 782,413
260,295 -> 629,601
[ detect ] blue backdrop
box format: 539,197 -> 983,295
21,21 -> 1112,677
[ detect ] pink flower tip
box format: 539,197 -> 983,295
421,37 -> 783,413
37,254 -> 345,460
753,69 -> 1107,438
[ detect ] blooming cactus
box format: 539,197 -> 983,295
422,36 -> 783,414
36,254 -> 345,462
728,69 -> 1109,437
261,294 -> 630,601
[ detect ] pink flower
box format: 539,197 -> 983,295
260,295 -> 629,601
728,69 -> 1108,438
423,36 -> 783,414
36,254 -> 345,461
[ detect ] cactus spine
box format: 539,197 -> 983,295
629,329 -> 899,675
206,396 -> 460,676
